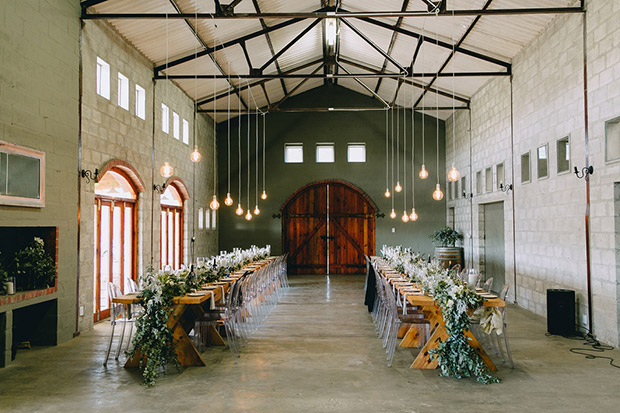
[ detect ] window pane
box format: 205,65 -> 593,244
124,206 -> 132,292
93,204 -> 98,314
95,170 -> 136,200
521,152 -> 531,183
496,163 -> 504,190
182,119 -> 189,145
173,112 -> 180,140
284,144 -> 303,163
160,211 -> 167,268
485,167 -> 492,192
135,85 -> 145,119
96,57 -> 110,99
205,209 -> 211,229
476,171 -> 482,195
112,206 -> 122,288
211,209 -> 217,229
174,211 -> 180,269
117,72 -> 129,110
316,144 -> 335,163
198,207 -> 204,229
347,144 -> 366,162
161,104 -> 169,133
160,185 -> 182,207
100,205 -> 110,311
460,176 -> 466,198
606,117 -> 620,162
168,211 -> 174,266
537,144 -> 548,179
557,136 -> 570,173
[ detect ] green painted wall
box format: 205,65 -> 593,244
217,85 -> 446,258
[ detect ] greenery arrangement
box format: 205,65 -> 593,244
430,227 -> 464,247
14,237 -> 57,291
381,246 -> 499,384
130,247 -> 270,386
0,253 -> 8,295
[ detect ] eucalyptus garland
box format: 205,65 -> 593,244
381,246 -> 499,384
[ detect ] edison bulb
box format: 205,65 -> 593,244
253,205 -> 260,215
261,190 -> 268,200
245,211 -> 253,221
395,182 -> 402,193
409,208 -> 418,221
389,208 -> 397,219
448,164 -> 461,182
209,195 -> 220,210
160,162 -> 173,178
401,211 -> 410,222
190,147 -> 201,163
235,204 -> 244,216
432,184 -> 444,201
384,188 -> 391,198
419,164 -> 429,180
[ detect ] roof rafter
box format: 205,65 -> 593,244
374,0 -> 410,94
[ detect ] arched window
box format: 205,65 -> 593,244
93,170 -> 137,321
160,184 -> 184,270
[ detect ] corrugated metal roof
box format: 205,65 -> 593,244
89,0 -> 576,121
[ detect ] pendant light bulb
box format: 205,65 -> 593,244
253,205 -> 260,215
235,204 -> 244,216
245,210 -> 253,221
419,164 -> 429,180
395,182 -> 402,193
384,189 -> 391,198
432,184 -> 444,201
389,208 -> 397,219
448,164 -> 461,182
160,162 -> 173,178
224,193 -> 233,206
401,211 -> 409,222
409,208 -> 418,222
190,147 -> 201,163
209,195 -> 220,210
261,190 -> 268,200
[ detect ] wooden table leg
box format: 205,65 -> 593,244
464,329 -> 497,371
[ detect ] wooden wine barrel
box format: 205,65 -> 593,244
434,247 -> 464,269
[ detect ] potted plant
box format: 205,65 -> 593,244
430,227 -> 464,269
14,237 -> 57,291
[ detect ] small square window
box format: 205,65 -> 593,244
135,85 -> 146,119
460,176 -> 466,198
476,171 -> 482,195
198,207 -> 204,229
284,144 -> 303,163
161,104 -> 169,133
96,57 -> 110,99
605,117 -> 620,162
205,209 -> 211,230
557,136 -> 570,173
182,119 -> 189,145
117,72 -> 129,110
485,167 -> 492,193
347,143 -> 366,162
521,152 -> 531,183
316,143 -> 335,163
496,163 -> 504,190
173,112 -> 180,140
537,144 -> 548,179
211,209 -> 217,229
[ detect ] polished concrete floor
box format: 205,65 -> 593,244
1,275 -> 619,412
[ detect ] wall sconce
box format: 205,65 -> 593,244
574,165 -> 594,181
462,191 -> 473,199
80,168 -> 99,183
499,183 -> 513,193
153,183 -> 167,193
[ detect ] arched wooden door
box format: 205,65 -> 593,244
281,180 -> 376,275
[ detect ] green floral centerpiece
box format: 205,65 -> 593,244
430,226 -> 463,247
14,237 -> 56,291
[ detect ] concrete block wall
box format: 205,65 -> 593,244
79,20 -> 218,332
447,0 -> 620,345
0,0 -> 80,345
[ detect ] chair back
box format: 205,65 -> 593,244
483,277 -> 494,292
107,282 -> 124,320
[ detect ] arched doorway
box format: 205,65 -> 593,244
93,169 -> 138,321
160,182 -> 185,270
281,180 -> 377,275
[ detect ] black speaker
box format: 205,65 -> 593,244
547,289 -> 575,336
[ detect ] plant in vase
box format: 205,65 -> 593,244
13,237 -> 56,291
430,227 -> 464,269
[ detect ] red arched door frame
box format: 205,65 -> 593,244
281,180 -> 377,275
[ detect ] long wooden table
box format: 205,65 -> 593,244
112,258 -> 276,368
371,256 -> 505,371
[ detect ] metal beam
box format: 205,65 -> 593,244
225,0 -> 245,12
259,19 -> 321,72
240,41 -> 253,70
83,7 -> 585,19
80,0 -> 110,10
336,62 -> 390,107
374,0 -> 409,94
197,105 -> 468,114
340,18 -> 407,74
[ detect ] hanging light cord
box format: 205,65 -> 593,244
452,10 -> 457,168
227,64 -> 231,196
385,109 -> 389,192
238,76 -> 242,205
255,106 -> 258,208
212,33 -> 218,198
436,16 -> 440,186
247,79 -> 251,212
262,113 -> 266,194
391,107 -> 395,211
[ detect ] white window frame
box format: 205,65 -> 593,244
347,143 -> 366,163
0,140 -> 46,208
198,207 -> 204,229
96,57 -> 110,100
135,85 -> 146,120
182,119 -> 189,145
161,104 -> 169,133
117,72 -> 129,110
211,209 -> 217,229
284,143 -> 303,163
173,112 -> 180,140
205,209 -> 211,230
316,143 -> 335,163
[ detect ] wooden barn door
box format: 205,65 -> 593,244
282,181 -> 376,275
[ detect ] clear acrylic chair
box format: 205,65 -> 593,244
103,282 -> 134,365
483,277 -> 494,292
493,284 -> 514,368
